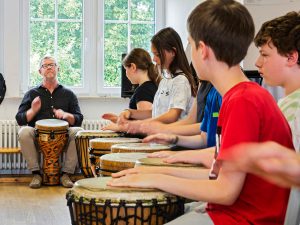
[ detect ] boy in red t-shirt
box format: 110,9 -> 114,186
108,1 -> 294,224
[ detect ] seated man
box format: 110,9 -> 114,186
15,56 -> 83,189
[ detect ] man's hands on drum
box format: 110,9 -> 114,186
31,96 -> 42,114
53,108 -> 67,120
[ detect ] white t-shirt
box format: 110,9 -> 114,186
152,71 -> 193,119
278,88 -> 300,152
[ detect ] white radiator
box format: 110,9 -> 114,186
0,119 -> 110,174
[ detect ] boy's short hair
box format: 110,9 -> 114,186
187,0 -> 255,67
254,11 -> 300,64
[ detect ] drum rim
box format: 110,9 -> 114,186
35,119 -> 69,130
136,157 -> 202,168
111,142 -> 172,151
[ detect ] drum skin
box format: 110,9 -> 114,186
99,153 -> 148,176
111,143 -> 172,153
35,119 -> 69,185
75,130 -> 120,177
89,138 -> 141,177
66,177 -> 185,225
135,158 -> 203,168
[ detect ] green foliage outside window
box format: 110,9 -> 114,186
29,0 -> 155,88
29,0 -> 83,87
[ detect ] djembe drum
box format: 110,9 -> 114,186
99,152 -> 148,176
35,119 -> 69,185
89,137 -> 141,177
111,143 -> 172,153
75,130 -> 120,177
66,177 -> 185,225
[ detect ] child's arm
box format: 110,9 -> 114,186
109,168 -> 246,205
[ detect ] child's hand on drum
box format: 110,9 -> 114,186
147,151 -> 176,158
163,150 -> 213,168
107,173 -> 158,189
102,113 -> 118,123
102,123 -> 123,132
111,166 -> 162,178
143,133 -> 177,145
126,120 -> 143,134
117,110 -> 131,124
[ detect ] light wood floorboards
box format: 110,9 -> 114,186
0,183 -> 71,225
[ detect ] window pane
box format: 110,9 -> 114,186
104,0 -> 128,21
131,0 -> 155,21
29,0 -> 83,88
104,23 -> 128,87
57,22 -> 83,87
30,22 -> 55,86
58,0 -> 83,19
131,24 -> 154,50
30,0 -> 55,19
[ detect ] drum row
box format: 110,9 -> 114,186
75,130 -> 176,177
68,130 -> 204,225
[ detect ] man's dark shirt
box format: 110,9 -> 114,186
15,84 -> 83,127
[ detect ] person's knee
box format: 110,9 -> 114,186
18,126 -> 35,141
68,127 -> 83,139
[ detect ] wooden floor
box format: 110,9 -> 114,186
0,182 -> 71,225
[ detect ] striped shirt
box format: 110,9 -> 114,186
278,88 -> 300,152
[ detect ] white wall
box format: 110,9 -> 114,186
165,0 -> 202,48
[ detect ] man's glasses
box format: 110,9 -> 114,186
41,63 -> 57,69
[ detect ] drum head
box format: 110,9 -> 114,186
71,177 -> 178,204
35,119 -> 69,130
100,152 -> 148,163
90,137 -> 141,149
111,143 -> 172,153
75,177 -> 155,192
136,158 -> 202,168
76,130 -> 120,138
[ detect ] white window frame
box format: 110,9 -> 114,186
21,0 -> 165,97
97,0 -> 165,96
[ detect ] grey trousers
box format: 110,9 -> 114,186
18,126 -> 83,174
164,202 -> 214,225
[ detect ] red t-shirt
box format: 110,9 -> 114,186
207,82 -> 294,225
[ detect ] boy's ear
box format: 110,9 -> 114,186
287,51 -> 299,66
199,41 -> 209,59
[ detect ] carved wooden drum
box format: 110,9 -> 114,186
89,137 -> 141,177
66,177 -> 185,225
75,130 -> 120,177
35,119 -> 69,185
